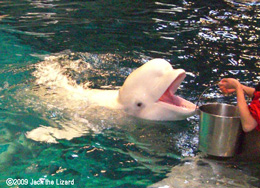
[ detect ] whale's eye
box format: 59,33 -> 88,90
137,102 -> 143,107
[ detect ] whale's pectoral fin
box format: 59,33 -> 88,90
26,122 -> 92,143
26,126 -> 60,143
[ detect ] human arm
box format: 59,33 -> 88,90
219,78 -> 258,132
240,85 -> 255,98
235,84 -> 258,132
219,78 -> 255,98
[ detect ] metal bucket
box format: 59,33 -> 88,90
199,103 -> 242,157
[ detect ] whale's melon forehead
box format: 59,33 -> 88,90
139,59 -> 173,74
118,59 -> 177,105
121,60 -> 172,91
125,59 -> 173,83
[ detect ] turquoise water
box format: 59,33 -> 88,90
0,0 -> 259,187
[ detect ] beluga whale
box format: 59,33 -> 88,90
50,58 -> 196,121
26,58 -> 196,143
117,58 -> 196,120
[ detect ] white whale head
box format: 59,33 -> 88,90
118,59 -> 196,121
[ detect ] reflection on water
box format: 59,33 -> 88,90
0,0 -> 259,187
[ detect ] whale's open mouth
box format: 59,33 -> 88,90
158,72 -> 194,110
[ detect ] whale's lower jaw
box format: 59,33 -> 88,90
157,105 -> 196,121
131,100 -> 196,121
137,109 -> 196,121
158,95 -> 196,112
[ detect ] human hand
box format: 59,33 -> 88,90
218,78 -> 241,94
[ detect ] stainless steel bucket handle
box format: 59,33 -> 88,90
196,81 -> 219,109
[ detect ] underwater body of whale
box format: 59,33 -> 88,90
74,58 -> 196,121
26,58 -> 196,143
